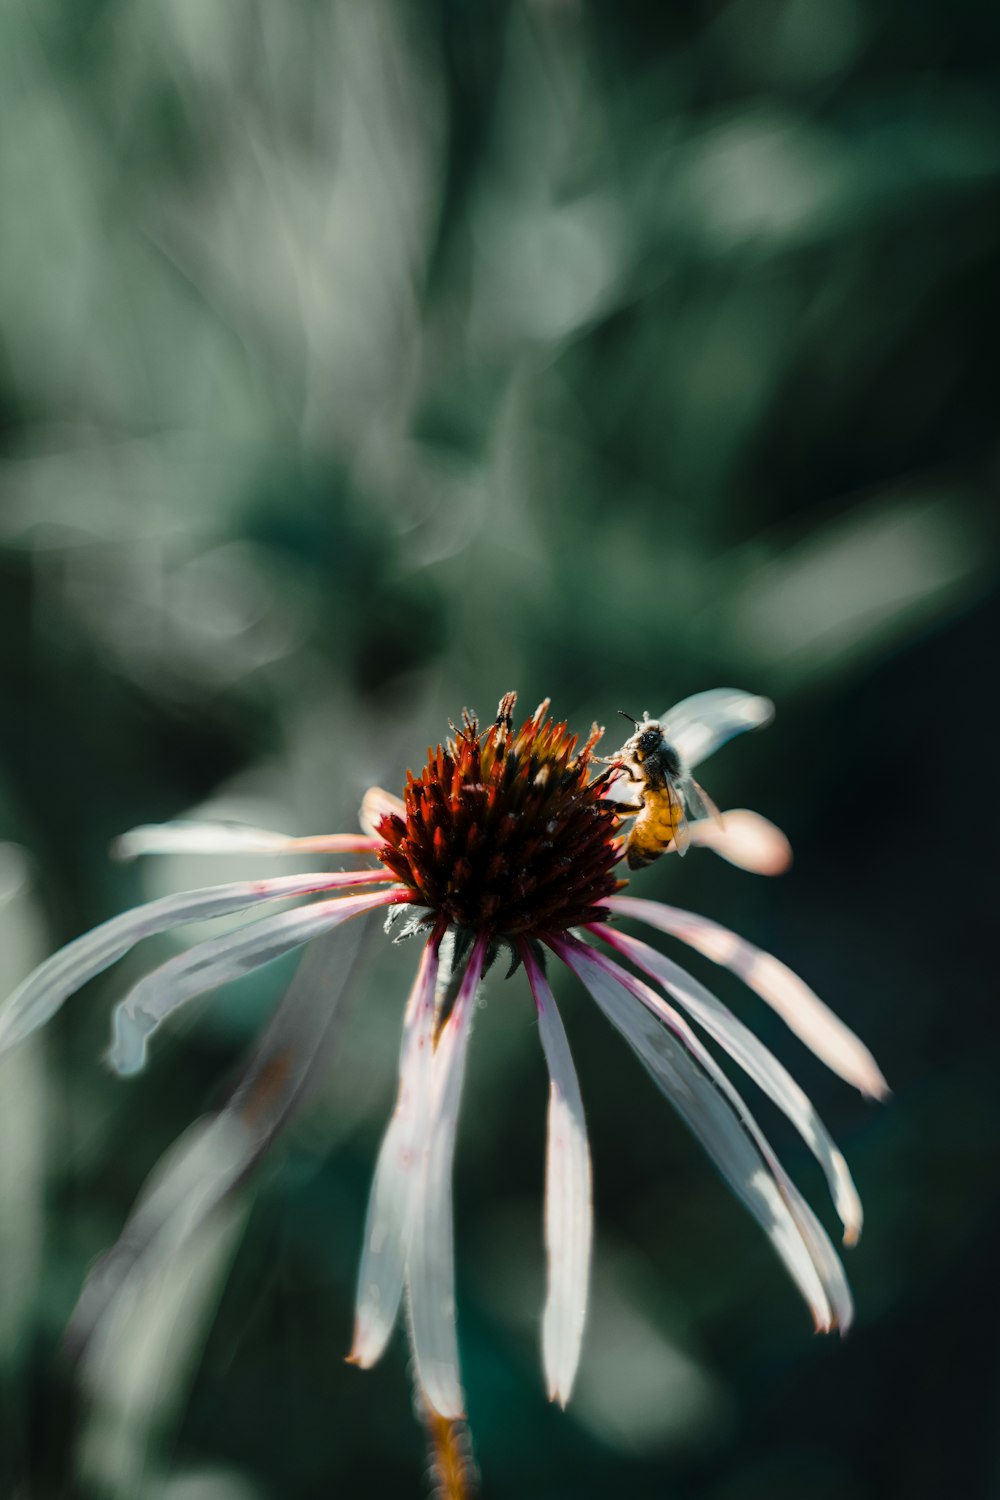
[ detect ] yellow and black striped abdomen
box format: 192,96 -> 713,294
625,787 -> 683,869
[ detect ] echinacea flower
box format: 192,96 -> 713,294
0,689 -> 887,1424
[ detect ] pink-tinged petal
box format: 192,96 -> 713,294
67,912 -> 371,1358
359,787 -> 405,838
550,934 -> 852,1334
520,942 -> 593,1407
407,935 -> 488,1420
659,689 -> 774,770
113,823 -> 382,860
605,896 -> 889,1101
349,927 -> 444,1368
108,888 -> 403,1076
687,810 -> 793,876
591,925 -> 862,1245
0,871 -> 395,1058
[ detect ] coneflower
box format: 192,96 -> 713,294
0,690 -> 887,1424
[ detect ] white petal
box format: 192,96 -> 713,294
350,931 -> 442,1368
552,935 -> 852,1334
108,888 -> 400,1075
0,871 -> 393,1057
521,943 -> 592,1407
69,915 -> 370,1355
113,822 -> 382,860
70,1113 -> 251,1350
688,809 -> 793,875
407,936 -> 487,1419
659,689 -> 774,770
592,925 -> 862,1245
606,896 -> 889,1100
359,787 -> 405,838
601,768 -> 637,806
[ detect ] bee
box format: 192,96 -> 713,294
603,690 -> 773,870
609,711 -> 725,870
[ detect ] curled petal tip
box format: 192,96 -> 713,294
105,1037 -> 146,1078
107,1007 -> 151,1076
345,1316 -> 389,1369
824,1296 -> 854,1337
690,810 -> 793,876
839,1182 -> 863,1249
859,1068 -> 891,1104
347,1323 -> 385,1370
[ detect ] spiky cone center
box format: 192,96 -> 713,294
376,693 -> 625,937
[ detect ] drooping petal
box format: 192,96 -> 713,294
659,689 -> 774,770
605,896 -> 889,1100
108,888 -> 403,1075
0,871 -> 396,1058
550,933 -> 852,1334
113,823 -> 383,860
590,925 -> 862,1245
407,934 -> 488,1420
359,787 -> 405,838
350,926 -> 444,1368
520,941 -> 593,1407
67,913 -> 372,1358
687,809 -> 793,875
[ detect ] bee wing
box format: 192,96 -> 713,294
668,778 -> 692,857
680,777 -> 723,828
659,689 -> 774,771
663,774 -> 727,860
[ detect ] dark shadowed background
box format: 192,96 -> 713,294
1,2 -> 998,1496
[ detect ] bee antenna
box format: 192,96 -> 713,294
618,710 -> 638,727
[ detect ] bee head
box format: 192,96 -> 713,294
635,725 -> 664,759
618,711 -> 665,763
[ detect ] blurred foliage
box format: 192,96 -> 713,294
0,0 -> 998,1496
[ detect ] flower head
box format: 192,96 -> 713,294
375,691 -> 622,936
0,689 -> 887,1424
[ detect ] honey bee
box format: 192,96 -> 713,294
605,690 -> 773,870
609,715 -> 714,868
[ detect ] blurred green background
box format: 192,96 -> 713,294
1,1 -> 998,1496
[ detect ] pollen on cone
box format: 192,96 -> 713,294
375,694 -> 624,937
